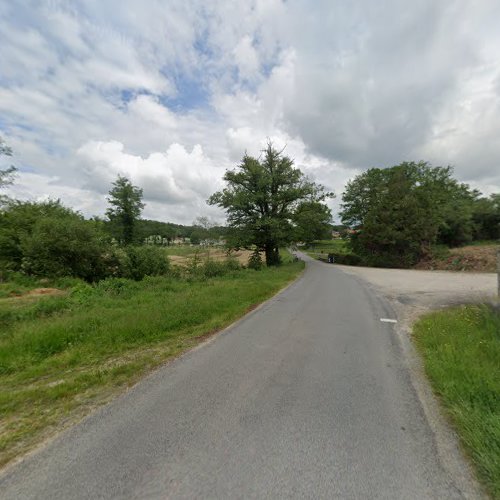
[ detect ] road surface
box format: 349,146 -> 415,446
0,256 -> 483,499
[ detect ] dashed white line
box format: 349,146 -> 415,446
380,318 -> 398,323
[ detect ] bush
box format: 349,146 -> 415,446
95,277 -> 140,297
224,255 -> 242,271
119,246 -> 169,281
247,250 -> 263,270
0,200 -> 78,273
70,282 -> 98,304
198,259 -> 227,278
185,256 -> 243,281
19,216 -> 110,281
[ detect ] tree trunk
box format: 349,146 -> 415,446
264,244 -> 281,266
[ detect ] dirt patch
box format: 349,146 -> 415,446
416,245 -> 498,273
169,255 -> 189,266
5,288 -> 66,300
27,288 -> 65,297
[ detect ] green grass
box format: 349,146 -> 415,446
0,261 -> 304,467
413,305 -> 500,497
303,239 -> 349,254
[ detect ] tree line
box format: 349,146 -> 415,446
2,134 -> 498,279
340,162 -> 500,267
0,140 -> 223,282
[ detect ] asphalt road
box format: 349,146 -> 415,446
1,256 -> 476,499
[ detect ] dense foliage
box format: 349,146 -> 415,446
0,200 -> 170,282
106,175 -> 145,245
340,162 -> 499,267
472,193 -> 500,241
209,143 -> 333,265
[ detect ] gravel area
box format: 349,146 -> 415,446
336,264 -> 497,311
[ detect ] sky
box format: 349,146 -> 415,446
1,0 -> 500,224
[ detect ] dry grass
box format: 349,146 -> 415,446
169,248 -> 263,267
416,244 -> 498,272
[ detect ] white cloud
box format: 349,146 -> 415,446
1,0 -> 500,225
128,95 -> 177,129
233,36 -> 260,81
77,141 -> 225,220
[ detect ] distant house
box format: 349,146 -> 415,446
198,237 -> 227,247
144,235 -> 170,246
172,237 -> 189,245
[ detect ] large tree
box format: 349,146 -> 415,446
340,162 -> 471,267
106,175 -> 145,245
209,143 -> 332,266
293,201 -> 332,245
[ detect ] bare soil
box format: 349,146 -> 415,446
416,245 -> 498,273
5,288 -> 66,300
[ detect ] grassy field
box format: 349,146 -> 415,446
162,245 -> 200,256
301,239 -> 349,258
413,305 -> 500,497
0,257 -> 304,467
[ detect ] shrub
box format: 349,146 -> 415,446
19,216 -> 110,281
225,256 -> 242,271
70,282 -> 98,304
95,277 -> 140,297
0,200 -> 78,273
119,246 -> 169,281
247,250 -> 263,270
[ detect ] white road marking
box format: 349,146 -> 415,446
380,318 -> 398,323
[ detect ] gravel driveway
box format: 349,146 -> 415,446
336,264 -> 497,316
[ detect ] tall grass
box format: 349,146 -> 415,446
0,260 -> 304,467
413,305 -> 500,497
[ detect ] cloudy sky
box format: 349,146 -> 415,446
1,0 -> 499,224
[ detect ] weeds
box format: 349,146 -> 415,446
414,305 -> 500,497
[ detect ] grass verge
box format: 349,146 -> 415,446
302,239 -> 349,256
413,304 -> 500,498
0,260 -> 304,468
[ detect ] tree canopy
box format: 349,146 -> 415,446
0,200 -> 111,281
106,175 -> 145,245
340,162 -> 478,267
209,143 -> 333,265
472,193 -> 500,241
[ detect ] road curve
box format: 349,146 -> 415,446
1,257 -> 471,499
